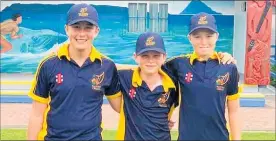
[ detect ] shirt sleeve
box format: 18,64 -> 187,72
162,58 -> 178,83
28,61 -> 50,104
163,58 -> 180,108
168,88 -> 179,119
105,62 -> 122,99
227,65 -> 240,100
171,88 -> 179,108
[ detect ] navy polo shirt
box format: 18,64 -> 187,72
162,52 -> 239,140
116,68 -> 178,140
28,43 -> 121,140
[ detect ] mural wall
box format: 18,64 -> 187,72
0,1 -> 235,73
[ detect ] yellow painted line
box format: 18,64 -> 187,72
0,81 -> 32,85
240,93 -> 265,98
0,90 -> 28,95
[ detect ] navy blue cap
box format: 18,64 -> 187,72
189,12 -> 218,35
66,3 -> 98,26
136,32 -> 166,55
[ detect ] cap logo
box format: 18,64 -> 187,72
198,16 -> 208,25
145,36 -> 155,47
79,7 -> 89,17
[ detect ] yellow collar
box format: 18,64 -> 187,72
57,43 -> 102,62
189,51 -> 221,65
131,67 -> 175,92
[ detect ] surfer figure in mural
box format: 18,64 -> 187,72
0,13 -> 23,54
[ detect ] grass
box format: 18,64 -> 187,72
0,129 -> 275,140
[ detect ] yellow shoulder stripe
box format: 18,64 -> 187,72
106,91 -> 122,99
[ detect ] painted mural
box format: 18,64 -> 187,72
0,1 -> 235,73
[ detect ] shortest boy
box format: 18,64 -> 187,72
116,32 -> 178,140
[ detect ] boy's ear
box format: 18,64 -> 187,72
64,25 -> 69,36
187,34 -> 192,43
133,52 -> 139,64
94,26 -> 100,37
162,53 -> 167,64
163,53 -> 167,59
133,52 -> 137,60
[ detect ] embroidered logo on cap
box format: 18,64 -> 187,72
79,7 -> 89,17
198,16 -> 208,25
145,36 -> 155,46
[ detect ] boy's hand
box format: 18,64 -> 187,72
168,120 -> 175,130
218,52 -> 237,65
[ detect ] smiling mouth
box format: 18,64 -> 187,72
76,39 -> 87,43
146,65 -> 156,67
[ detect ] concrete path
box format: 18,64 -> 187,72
1,95 -> 275,131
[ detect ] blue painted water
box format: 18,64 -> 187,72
0,4 -> 234,73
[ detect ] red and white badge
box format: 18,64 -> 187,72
129,87 -> 136,99
185,72 -> 193,83
55,73 -> 63,84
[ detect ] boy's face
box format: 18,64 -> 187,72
65,21 -> 99,50
134,51 -> 166,75
188,29 -> 218,57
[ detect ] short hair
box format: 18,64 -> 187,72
12,13 -> 21,21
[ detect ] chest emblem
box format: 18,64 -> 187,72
129,87 -> 136,99
158,91 -> 170,107
185,72 -> 193,83
55,73 -> 63,84
91,72 -> 105,91
216,72 -> 230,91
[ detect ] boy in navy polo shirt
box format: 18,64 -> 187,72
116,32 -> 178,140
163,12 -> 241,140
27,4 -> 122,140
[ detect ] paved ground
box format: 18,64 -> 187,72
1,95 -> 275,131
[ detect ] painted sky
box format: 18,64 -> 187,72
1,1 -> 234,15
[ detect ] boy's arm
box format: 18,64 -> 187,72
27,56 -> 51,139
10,26 -> 22,39
27,101 -> 47,140
227,98 -> 241,140
115,64 -> 136,70
107,94 -> 122,113
105,63 -> 122,113
227,65 -> 241,140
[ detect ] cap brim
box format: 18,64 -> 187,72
188,26 -> 217,35
136,48 -> 166,55
67,18 -> 98,26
